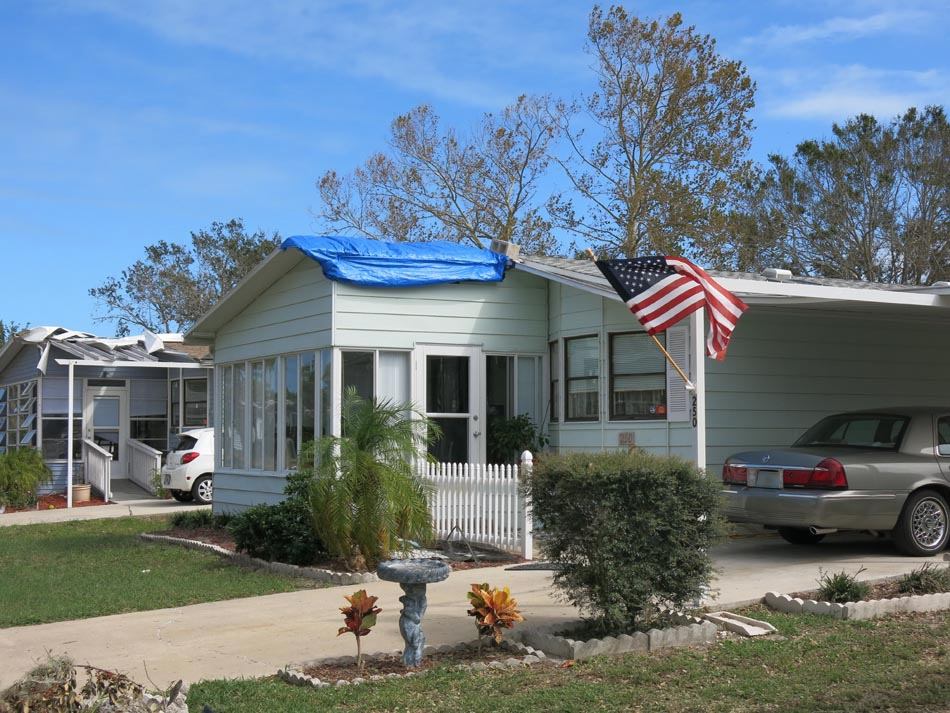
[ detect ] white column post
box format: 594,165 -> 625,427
519,450 -> 534,561
690,310 -> 707,471
66,362 -> 74,508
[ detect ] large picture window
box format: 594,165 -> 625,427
565,336 -> 599,421
610,332 -> 667,420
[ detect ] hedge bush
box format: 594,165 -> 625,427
0,447 -> 52,509
228,497 -> 326,566
526,450 -> 725,634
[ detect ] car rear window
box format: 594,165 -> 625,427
794,413 -> 909,450
172,435 -> 198,452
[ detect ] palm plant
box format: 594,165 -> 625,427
308,387 -> 439,569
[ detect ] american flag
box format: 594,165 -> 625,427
595,256 -> 748,360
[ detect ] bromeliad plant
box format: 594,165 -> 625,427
466,583 -> 525,648
337,589 -> 382,672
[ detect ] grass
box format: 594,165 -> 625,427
188,607 -> 950,712
0,515 -> 318,628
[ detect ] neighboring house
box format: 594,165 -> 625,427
0,327 -> 213,500
184,236 -> 950,513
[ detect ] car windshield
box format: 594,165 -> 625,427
793,413 -> 909,450
172,434 -> 199,452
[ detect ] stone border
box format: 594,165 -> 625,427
764,590 -> 950,620
279,639 -> 555,688
512,612 -> 718,660
140,533 -> 378,586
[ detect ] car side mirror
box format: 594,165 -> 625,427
939,444 -> 950,457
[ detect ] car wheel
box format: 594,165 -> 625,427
191,475 -> 213,505
170,490 -> 194,502
777,527 -> 825,546
894,490 -> 949,556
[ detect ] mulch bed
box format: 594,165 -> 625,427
2,492 -> 112,513
790,579 -> 950,603
300,645 -> 546,683
150,526 -> 526,573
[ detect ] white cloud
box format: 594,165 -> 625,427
762,64 -> 948,120
746,10 -> 929,47
51,0 -> 583,108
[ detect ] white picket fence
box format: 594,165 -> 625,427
419,451 -> 533,560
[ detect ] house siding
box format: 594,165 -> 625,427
0,344 -> 40,384
214,259 -> 334,363
546,282 -> 696,460
333,268 -> 548,352
704,307 -> 950,477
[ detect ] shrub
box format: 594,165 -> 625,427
816,567 -> 870,603
466,582 -> 525,645
170,510 -> 233,529
525,450 -> 725,634
898,563 -> 950,595
308,387 -> 437,569
229,498 -> 326,566
487,414 -> 548,464
0,447 -> 52,509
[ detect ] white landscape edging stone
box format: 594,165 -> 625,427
140,533 -> 378,586
279,639 -> 554,688
513,612 -> 718,660
764,590 -> 950,620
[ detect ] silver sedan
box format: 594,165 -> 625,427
721,407 -> 950,556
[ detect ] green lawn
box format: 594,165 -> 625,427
188,607 -> 950,712
0,516 -> 317,628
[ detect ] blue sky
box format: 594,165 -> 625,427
1,0 -> 948,336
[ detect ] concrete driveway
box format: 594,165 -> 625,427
0,528 -> 945,690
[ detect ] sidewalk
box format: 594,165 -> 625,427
0,479 -> 208,527
0,530 -> 944,690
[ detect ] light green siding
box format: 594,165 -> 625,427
704,307 -> 950,477
214,260 -> 333,363
546,281 -> 696,460
334,269 -> 548,352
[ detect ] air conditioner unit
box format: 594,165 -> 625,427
762,267 -> 793,281
489,239 -> 521,260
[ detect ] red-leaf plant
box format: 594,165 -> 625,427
337,589 -> 382,671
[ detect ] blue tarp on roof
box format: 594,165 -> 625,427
281,235 -> 509,287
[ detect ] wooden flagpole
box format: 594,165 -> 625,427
585,248 -> 695,391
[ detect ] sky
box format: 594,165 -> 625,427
1,0 -> 948,336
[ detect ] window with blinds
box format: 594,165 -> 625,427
565,335 -> 599,421
609,332 -> 667,420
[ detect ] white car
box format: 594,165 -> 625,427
161,428 -> 214,505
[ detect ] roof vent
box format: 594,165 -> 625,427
489,239 -> 521,260
762,267 -> 793,281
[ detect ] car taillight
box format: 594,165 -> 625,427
782,458 -> 847,489
181,452 -> 200,465
722,463 -> 748,485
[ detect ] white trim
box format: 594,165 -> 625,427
690,310 -> 706,471
53,359 -> 208,368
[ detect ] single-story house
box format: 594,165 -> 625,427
0,327 -> 213,501
183,236 -> 950,513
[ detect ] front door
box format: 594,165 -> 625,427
418,346 -> 483,463
83,385 -> 129,478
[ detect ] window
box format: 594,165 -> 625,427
170,377 -> 208,429
549,342 -> 559,423
610,332 -> 667,420
565,336 -> 599,421
219,350 -> 331,473
39,378 -> 81,460
1,381 -> 38,454
342,352 -> 374,400
130,379 -> 168,451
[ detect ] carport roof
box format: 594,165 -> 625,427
514,256 -> 950,315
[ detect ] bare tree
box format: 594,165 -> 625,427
89,219 -> 280,335
744,107 -> 950,284
315,95 -> 560,254
549,7 -> 756,259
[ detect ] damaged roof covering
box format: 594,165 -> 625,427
11,326 -> 208,366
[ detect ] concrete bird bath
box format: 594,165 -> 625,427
376,558 -> 451,667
